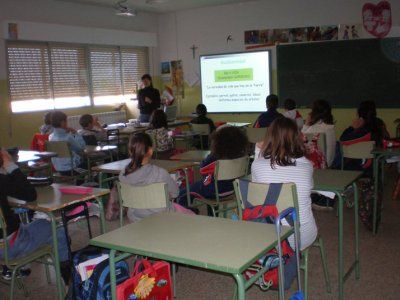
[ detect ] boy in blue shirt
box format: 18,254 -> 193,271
253,94 -> 283,128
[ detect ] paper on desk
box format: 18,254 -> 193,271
312,190 -> 336,199
386,155 -> 400,163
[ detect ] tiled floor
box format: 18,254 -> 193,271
1,170 -> 400,300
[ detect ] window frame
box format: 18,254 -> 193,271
5,40 -> 149,113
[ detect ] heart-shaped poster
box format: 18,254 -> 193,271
362,1 -> 392,38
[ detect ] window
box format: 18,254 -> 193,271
6,41 -> 149,113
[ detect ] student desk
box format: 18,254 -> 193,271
92,159 -> 197,188
8,184 -> 110,300
312,169 -> 362,300
17,150 -> 57,164
106,120 -> 190,137
84,145 -> 118,154
226,122 -> 252,128
90,212 -> 292,300
170,150 -> 210,163
371,147 -> 400,234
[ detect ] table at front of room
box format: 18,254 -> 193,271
8,184 -> 110,300
371,147 -> 400,234
312,169 -> 363,300
90,212 -> 292,300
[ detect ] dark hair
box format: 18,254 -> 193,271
309,99 -> 334,125
284,98 -> 296,110
124,133 -> 153,176
266,94 -> 279,109
79,114 -> 94,129
51,111 -> 67,128
150,110 -> 168,129
141,74 -> 153,88
261,117 -> 305,168
210,126 -> 248,160
358,101 -> 383,144
196,104 -> 207,117
44,112 -> 52,125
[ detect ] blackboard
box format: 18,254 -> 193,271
277,38 -> 400,108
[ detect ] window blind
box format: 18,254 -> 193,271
90,46 -> 124,105
7,42 -> 53,112
50,44 -> 90,108
121,47 -> 149,98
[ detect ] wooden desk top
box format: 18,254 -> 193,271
92,159 -> 197,175
91,212 -> 291,274
8,183 -> 110,212
371,147 -> 400,156
313,169 -> 362,192
170,150 -> 210,162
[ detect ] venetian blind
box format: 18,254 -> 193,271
121,47 -> 149,98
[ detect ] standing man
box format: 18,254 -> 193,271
138,74 -> 161,123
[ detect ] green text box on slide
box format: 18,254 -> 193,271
214,68 -> 253,82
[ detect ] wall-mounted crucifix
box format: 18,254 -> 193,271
190,44 -> 198,59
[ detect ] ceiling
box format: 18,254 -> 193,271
54,0 -> 255,13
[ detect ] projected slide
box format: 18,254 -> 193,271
200,51 -> 271,113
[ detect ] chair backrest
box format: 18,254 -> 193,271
191,123 -> 210,135
215,156 -> 249,181
107,129 -> 120,145
304,132 -> 327,158
45,141 -> 72,158
0,208 -> 10,262
341,141 -> 375,160
233,179 -> 299,218
245,127 -> 267,144
82,135 -> 98,146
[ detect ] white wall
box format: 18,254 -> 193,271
157,0 -> 400,79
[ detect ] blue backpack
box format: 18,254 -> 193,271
70,246 -> 130,300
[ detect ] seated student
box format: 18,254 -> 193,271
282,98 -> 304,129
0,148 -> 69,282
78,114 -> 107,145
178,126 -> 248,214
119,133 -> 179,222
146,110 -> 174,155
253,94 -> 283,128
39,111 -> 53,135
190,104 -> 216,149
49,111 -> 86,175
302,99 -> 336,167
339,101 -> 386,170
251,118 -> 317,250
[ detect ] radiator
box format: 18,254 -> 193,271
67,110 -> 127,130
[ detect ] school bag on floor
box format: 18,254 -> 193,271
358,177 -> 382,232
239,181 -> 298,290
68,246 -> 130,300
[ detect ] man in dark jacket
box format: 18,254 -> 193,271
253,94 -> 283,128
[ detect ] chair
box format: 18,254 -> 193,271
341,141 -> 375,170
245,127 -> 267,144
116,181 -> 170,227
0,209 -> 56,300
192,156 -> 249,217
395,118 -> 400,139
107,129 -> 128,159
45,141 -> 89,184
233,179 -> 331,299
190,123 -> 211,150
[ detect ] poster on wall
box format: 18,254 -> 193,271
362,0 -> 392,38
171,60 -> 184,98
161,61 -> 171,75
339,24 -> 362,39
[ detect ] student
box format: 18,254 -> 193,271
178,126 -> 248,214
302,99 -> 336,167
119,133 -> 179,222
39,111 -> 53,135
339,101 -> 387,170
78,114 -> 107,145
251,118 -> 317,250
253,94 -> 283,128
146,110 -> 174,155
0,148 -> 69,282
49,111 -> 86,175
190,104 -> 216,149
137,74 -> 161,123
282,98 -> 304,129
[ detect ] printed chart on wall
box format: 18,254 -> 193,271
200,51 -> 271,113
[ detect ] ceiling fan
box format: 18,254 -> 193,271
114,0 -> 137,17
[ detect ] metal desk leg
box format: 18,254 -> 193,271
110,249 -> 117,300
336,192 -> 344,300
94,196 -> 107,234
353,182 -> 360,279
233,274 -> 246,300
373,155 -> 382,235
99,172 -> 105,189
46,212 -> 64,300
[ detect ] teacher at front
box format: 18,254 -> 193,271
137,74 -> 161,122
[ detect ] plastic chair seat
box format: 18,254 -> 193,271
0,245 -> 53,267
195,194 -> 236,207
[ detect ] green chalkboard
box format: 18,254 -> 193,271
277,38 -> 400,108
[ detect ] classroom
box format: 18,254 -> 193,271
0,0 -> 400,299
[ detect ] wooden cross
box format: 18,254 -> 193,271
190,44 -> 198,59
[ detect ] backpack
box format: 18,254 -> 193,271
69,246 -> 130,300
238,180 -> 298,290
358,177 -> 382,232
